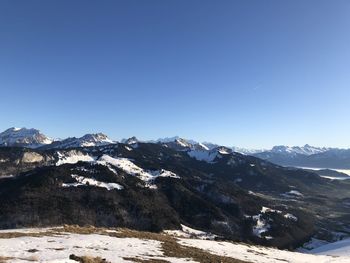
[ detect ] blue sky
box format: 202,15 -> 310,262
0,0 -> 350,148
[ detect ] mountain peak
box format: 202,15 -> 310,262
80,133 -> 112,143
0,127 -> 53,148
42,132 -> 115,149
122,136 -> 139,145
174,138 -> 192,148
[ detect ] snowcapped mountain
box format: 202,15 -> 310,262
154,138 -> 350,169
269,144 -> 329,156
154,136 -> 198,145
1,128 -> 349,169
156,137 -> 262,155
45,133 -> 115,149
219,144 -> 329,157
0,127 -> 52,148
158,137 -> 211,151
231,146 -> 265,155
121,136 -> 139,145
252,145 -> 350,169
173,138 -> 193,148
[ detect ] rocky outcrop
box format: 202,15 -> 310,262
22,152 -> 44,163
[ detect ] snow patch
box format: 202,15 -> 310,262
251,207 -> 297,238
284,213 -> 298,221
62,174 -> 123,190
56,151 -> 95,166
282,190 -> 304,198
252,214 -> 270,238
188,150 -> 218,163
164,224 -> 216,240
125,146 -> 133,151
97,154 -> 179,188
198,143 -> 209,151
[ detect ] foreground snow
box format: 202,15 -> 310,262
0,230 -> 195,263
178,239 -> 350,263
0,227 -> 350,263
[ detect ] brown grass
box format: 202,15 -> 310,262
123,258 -> 169,263
0,256 -> 13,263
0,230 -> 59,239
0,255 -> 40,262
69,254 -> 110,263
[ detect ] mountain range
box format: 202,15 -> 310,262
0,127 -> 349,251
1,127 -> 349,169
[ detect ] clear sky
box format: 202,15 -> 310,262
0,0 -> 349,148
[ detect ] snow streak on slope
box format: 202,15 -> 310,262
62,174 -> 124,190
56,151 -> 95,166
97,154 -> 179,187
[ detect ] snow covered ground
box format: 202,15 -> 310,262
0,227 -> 350,263
0,228 -> 196,263
178,239 -> 350,263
